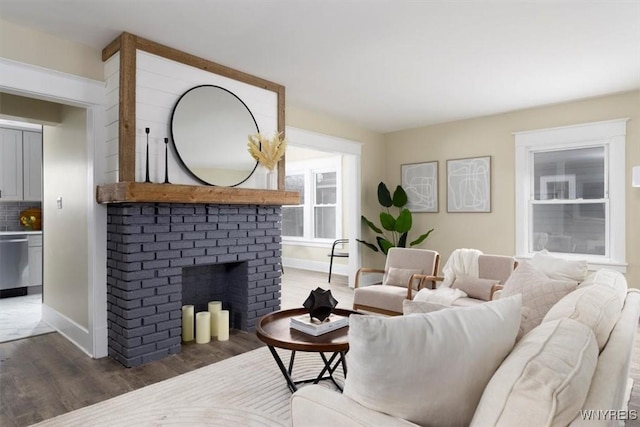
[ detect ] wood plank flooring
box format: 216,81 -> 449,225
2,269 -> 640,426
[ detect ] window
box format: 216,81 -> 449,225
514,119 -> 627,271
282,156 -> 341,242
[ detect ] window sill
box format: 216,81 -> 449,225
516,253 -> 627,274
282,239 -> 335,248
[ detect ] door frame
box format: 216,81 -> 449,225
0,58 -> 107,357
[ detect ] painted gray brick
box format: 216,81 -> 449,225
170,240 -> 195,249
170,223 -> 195,232
142,259 -> 170,270
156,336 -> 181,349
142,312 -> 170,325
142,330 -> 169,345
143,295 -> 169,306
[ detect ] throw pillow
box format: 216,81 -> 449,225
343,295 -> 522,427
471,318 -> 598,427
530,250 -> 588,282
383,267 -> 423,288
402,299 -> 449,315
501,261 -> 577,339
452,275 -> 499,301
543,284 -> 623,351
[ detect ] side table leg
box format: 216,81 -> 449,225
267,345 -> 297,393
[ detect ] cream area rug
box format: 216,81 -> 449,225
33,347 -> 343,427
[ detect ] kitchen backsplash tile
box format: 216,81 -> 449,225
0,202 -> 42,231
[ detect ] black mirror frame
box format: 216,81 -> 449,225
170,84 -> 260,187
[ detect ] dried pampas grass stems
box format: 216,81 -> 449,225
247,132 -> 287,170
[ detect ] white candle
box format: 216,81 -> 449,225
195,311 -> 211,344
208,301 -> 222,337
217,310 -> 229,341
181,305 -> 194,342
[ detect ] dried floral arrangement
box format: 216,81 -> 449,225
247,132 -> 287,170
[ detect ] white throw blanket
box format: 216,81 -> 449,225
441,248 -> 483,288
413,287 -> 467,306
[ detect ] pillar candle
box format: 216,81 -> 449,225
208,301 -> 222,337
195,311 -> 211,344
217,310 -> 229,341
181,305 -> 194,342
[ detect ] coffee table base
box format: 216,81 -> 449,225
267,346 -> 347,393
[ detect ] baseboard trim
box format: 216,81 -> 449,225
282,258 -> 349,277
42,304 -> 93,358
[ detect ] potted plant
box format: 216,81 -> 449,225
357,182 -> 434,255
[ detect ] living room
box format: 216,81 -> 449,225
0,1 -> 639,426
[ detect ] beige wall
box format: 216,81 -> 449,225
385,90 -> 640,287
0,93 -> 63,125
286,106 -> 387,269
43,105 -> 89,327
0,19 -> 103,81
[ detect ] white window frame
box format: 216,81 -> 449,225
283,156 -> 342,246
514,119 -> 627,272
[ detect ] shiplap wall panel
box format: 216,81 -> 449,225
103,53 -> 120,184
135,50 -> 278,186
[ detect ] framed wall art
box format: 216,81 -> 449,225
401,161 -> 438,212
447,156 -> 491,213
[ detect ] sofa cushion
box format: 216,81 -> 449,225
452,275 -> 499,301
578,268 -> 627,302
501,261 -> 577,339
471,318 -> 599,427
353,285 -> 408,313
543,284 -> 623,351
402,299 -> 448,315
530,251 -> 588,282
383,267 -> 423,288
343,295 -> 522,427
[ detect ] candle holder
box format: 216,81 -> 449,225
163,137 -> 171,184
144,127 -> 151,183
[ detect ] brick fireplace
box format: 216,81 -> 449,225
106,203 -> 282,367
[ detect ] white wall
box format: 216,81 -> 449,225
106,50 -> 278,187
104,53 -> 119,184
43,105 -> 89,327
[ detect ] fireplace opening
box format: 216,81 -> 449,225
182,262 -> 248,330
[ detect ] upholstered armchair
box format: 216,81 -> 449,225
353,248 -> 440,315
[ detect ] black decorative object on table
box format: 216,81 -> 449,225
144,127 -> 151,183
303,287 -> 338,322
163,137 -> 170,184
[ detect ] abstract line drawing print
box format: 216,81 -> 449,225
402,162 -> 438,212
447,156 -> 491,212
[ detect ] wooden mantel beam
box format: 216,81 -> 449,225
96,182 -> 299,206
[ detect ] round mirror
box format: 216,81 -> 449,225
170,85 -> 259,187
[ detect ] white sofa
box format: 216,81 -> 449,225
291,269 -> 640,427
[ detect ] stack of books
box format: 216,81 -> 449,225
290,313 -> 349,336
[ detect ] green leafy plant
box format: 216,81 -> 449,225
357,182 -> 434,255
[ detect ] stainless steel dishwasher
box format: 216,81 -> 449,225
0,234 -> 29,297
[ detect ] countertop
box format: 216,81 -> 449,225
0,231 -> 43,236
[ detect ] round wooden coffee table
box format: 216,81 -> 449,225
256,307 -> 360,392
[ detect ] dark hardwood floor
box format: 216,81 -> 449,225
1,269 -> 639,426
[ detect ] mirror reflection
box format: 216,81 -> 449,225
171,85 -> 259,186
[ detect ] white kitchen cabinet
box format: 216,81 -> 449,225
0,127 -> 42,202
22,131 -> 43,201
28,234 -> 43,287
0,127 -> 24,201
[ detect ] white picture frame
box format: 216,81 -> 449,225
401,161 -> 438,213
447,156 -> 491,213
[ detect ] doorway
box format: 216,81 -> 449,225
0,58 -> 107,357
281,126 -> 362,287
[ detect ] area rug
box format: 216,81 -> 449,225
32,347 -> 343,426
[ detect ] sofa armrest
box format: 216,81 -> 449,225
291,385 -> 418,427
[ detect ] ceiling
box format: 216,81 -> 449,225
1,0 -> 638,133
